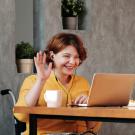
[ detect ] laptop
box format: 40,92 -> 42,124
77,73 -> 135,107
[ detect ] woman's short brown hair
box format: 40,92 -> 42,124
45,33 -> 87,65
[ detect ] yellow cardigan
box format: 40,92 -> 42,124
14,72 -> 101,135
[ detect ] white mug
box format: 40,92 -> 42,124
44,90 -> 62,107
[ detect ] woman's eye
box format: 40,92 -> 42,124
63,55 -> 70,58
75,56 -> 79,59
74,56 -> 79,60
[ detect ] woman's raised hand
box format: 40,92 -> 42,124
34,51 -> 52,81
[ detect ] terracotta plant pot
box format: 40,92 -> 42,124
16,59 -> 33,73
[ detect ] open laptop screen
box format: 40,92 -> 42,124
87,73 -> 135,107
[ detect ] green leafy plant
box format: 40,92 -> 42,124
16,41 -> 35,59
61,0 -> 85,17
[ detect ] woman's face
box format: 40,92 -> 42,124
53,45 -> 80,76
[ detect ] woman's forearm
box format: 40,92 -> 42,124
25,78 -> 46,106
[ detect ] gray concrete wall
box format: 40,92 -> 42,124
0,0 -> 135,135
0,0 -> 27,134
0,0 -> 16,134
15,0 -> 33,45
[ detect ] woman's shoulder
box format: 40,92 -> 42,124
24,74 -> 37,82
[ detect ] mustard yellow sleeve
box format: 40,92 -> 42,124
14,75 -> 36,122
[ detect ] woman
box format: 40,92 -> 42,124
14,33 -> 101,135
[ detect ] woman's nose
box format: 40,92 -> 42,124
69,57 -> 79,65
69,57 -> 75,64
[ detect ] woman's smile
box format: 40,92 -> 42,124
64,65 -> 74,72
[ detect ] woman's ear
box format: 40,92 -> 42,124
49,51 -> 54,60
51,55 -> 54,60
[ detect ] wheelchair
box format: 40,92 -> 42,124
0,89 -> 26,135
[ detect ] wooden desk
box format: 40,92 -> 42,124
14,106 -> 135,135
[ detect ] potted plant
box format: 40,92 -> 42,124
16,41 -> 35,73
61,0 -> 85,30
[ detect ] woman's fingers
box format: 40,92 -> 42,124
74,95 -> 88,104
74,96 -> 81,104
36,52 -> 39,63
39,51 -> 43,64
42,52 -> 46,64
83,96 -> 88,104
35,51 -> 45,64
78,96 -> 86,104
48,62 -> 52,71
36,51 -> 41,64
45,62 -> 52,78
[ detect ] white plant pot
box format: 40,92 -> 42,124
62,17 -> 78,30
16,59 -> 33,73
